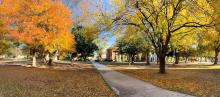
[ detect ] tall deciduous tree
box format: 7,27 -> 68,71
207,0 -> 220,65
3,0 -> 75,66
170,29 -> 199,64
72,25 -> 98,61
199,28 -> 220,64
112,0 -> 213,73
116,26 -> 152,64
117,38 -> 142,64
0,0 -> 12,55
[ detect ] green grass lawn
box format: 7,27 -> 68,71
117,69 -> 220,97
0,65 -> 116,97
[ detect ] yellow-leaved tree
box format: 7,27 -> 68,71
170,29 -> 200,64
206,0 -> 220,64
116,26 -> 152,65
112,0 -> 214,73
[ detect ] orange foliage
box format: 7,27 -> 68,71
2,0 -> 75,53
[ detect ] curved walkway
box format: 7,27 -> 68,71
92,61 -> 195,97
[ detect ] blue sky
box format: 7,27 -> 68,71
63,0 -> 117,49
107,36 -> 116,48
100,0 -> 117,48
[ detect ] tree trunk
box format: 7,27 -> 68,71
128,55 -> 132,65
185,56 -> 188,64
174,54 -> 179,64
214,49 -> 219,65
99,53 -> 102,61
131,55 -> 135,64
54,50 -> 59,62
43,56 -> 47,64
83,56 -> 87,61
159,55 -> 166,74
32,51 -> 37,67
146,52 -> 150,65
45,53 -> 50,63
48,58 -> 53,66
190,57 -> 193,62
47,53 -> 53,66
157,57 -> 159,64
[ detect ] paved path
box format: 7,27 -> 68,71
92,61 -> 195,97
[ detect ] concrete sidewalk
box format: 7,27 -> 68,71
92,61 -> 195,97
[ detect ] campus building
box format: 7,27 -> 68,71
105,46 -> 158,62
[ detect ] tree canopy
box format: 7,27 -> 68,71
0,0 -> 75,66
106,0 -> 215,73
72,25 -> 98,61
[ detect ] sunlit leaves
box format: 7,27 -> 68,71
208,0 -> 220,31
72,25 -> 98,60
2,0 -> 75,53
112,0 -> 214,51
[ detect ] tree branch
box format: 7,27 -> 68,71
171,21 -> 214,33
